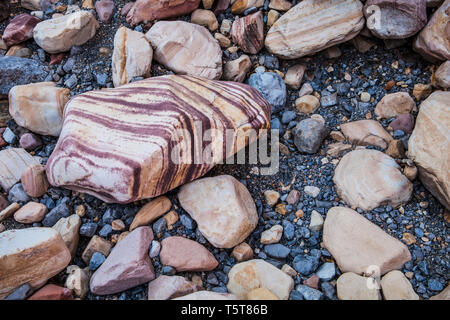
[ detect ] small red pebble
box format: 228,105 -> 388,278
50,52 -> 66,65
303,275 -> 320,290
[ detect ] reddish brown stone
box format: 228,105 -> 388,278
160,236 -> 218,272
21,164 -> 50,198
28,284 -> 73,300
126,0 -> 201,25
214,0 -> 230,14
19,133 -> 42,150
95,0 -> 115,23
390,114 -> 415,134
230,11 -> 264,54
50,53 -> 67,65
304,275 -> 320,289
2,14 -> 41,47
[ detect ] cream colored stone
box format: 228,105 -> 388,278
247,287 -> 280,300
433,60 -> 450,88
323,207 -> 411,276
53,214 -> 81,258
337,272 -> 381,300
65,265 -> 90,299
261,225 -> 283,244
0,203 -> 20,222
13,202 -> 47,224
223,55 -> 251,83
33,10 -> 99,53
191,9 -> 218,31
227,259 -> 294,300
269,0 -> 292,11
0,148 -> 40,192
380,270 -> 419,300
284,64 -> 306,89
295,95 -> 320,114
263,190 -> 280,206
231,242 -> 254,262
9,82 -> 70,136
0,227 -> 71,299
214,33 -> 231,48
408,91 -> 450,210
375,92 -> 417,119
178,175 -> 258,248
112,27 -> 152,88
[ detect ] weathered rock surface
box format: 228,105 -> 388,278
52,214 -> 81,258
9,82 -> 69,136
0,148 -> 40,192
0,227 -> 71,299
323,207 -> 411,276
95,0 -> 115,23
227,259 -> 294,300
284,64 -> 306,89
13,202 -> 47,224
413,0 -> 450,62
337,272 -> 381,300
46,75 -> 270,203
364,0 -> 427,39
265,0 -> 365,59
380,270 -> 419,300
341,120 -> 393,149
146,21 -> 222,80
178,175 -> 258,248
230,11 -> 264,54
90,227 -> 155,295
28,284 -> 73,300
2,14 -> 41,46
390,114 -> 415,134
147,275 -> 201,300
112,27 -> 152,87
433,60 -> 450,88
127,0 -> 201,25
33,11 -> 99,54
334,149 -> 412,210
21,164 -> 49,198
65,265 -> 90,299
0,57 -> 48,95
191,9 -> 218,31
223,55 -> 251,82
374,92 -> 417,119
408,91 -> 450,210
173,291 -> 237,300
159,236 -> 218,271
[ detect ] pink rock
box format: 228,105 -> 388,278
147,275 -> 201,300
19,133 -> 42,151
304,275 -> 319,289
28,284 -> 73,300
89,226 -> 155,295
160,236 -> 218,272
2,14 -> 41,47
231,11 -> 264,54
95,0 -> 115,23
121,2 -> 135,16
390,114 -> 415,134
214,0 -> 230,15
13,202 -> 48,224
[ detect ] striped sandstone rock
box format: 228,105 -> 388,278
0,148 -> 40,192
265,0 -> 365,59
46,75 -> 271,203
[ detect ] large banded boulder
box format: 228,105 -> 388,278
265,0 -> 365,59
408,91 -> 450,210
46,75 -> 271,203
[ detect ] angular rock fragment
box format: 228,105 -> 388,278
147,275 -> 201,300
341,120 -> 393,149
230,11 -> 264,54
265,0 -> 365,59
2,14 -> 41,47
127,0 -> 201,25
21,164 -> 49,198
178,175 -> 258,248
223,55 -> 251,83
46,75 -> 270,203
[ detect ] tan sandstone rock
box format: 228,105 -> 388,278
191,9 -> 218,31
374,92 -> 417,119
231,242 -> 254,262
334,149 -> 412,211
265,0 -> 365,59
112,27 -> 152,88
341,120 -> 393,149
33,10 -> 99,54
380,270 -> 419,300
146,21 -> 222,80
52,214 -> 81,258
407,91 -> 450,210
433,60 -> 450,88
284,64 -> 306,89
13,202 -> 47,224
323,207 -> 411,276
178,175 -> 258,248
0,227 -> 71,299
9,82 -> 70,136
223,55 -> 251,83
0,148 -> 40,192
337,272 -> 381,300
147,275 -> 201,300
227,259 -> 294,300
130,196 -> 172,231
21,164 -> 49,198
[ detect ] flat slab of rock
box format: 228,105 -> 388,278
46,75 -> 270,203
90,227 -> 155,295
413,0 -> 450,62
381,270 -> 419,300
159,236 -> 218,272
127,0 -> 200,25
0,57 -> 48,95
112,27 -> 152,87
408,91 -> 450,210
0,148 -> 40,191
0,227 -> 71,299
130,196 -> 171,231
173,291 -> 237,300
147,275 -> 201,300
227,259 -> 294,300
9,82 -> 70,136
323,207 -> 411,276
33,11 -> 99,54
364,0 -> 427,39
265,0 -> 365,59
337,272 -> 381,300
146,21 -> 222,80
341,120 -> 393,149
334,149 -> 412,211
178,175 -> 258,248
